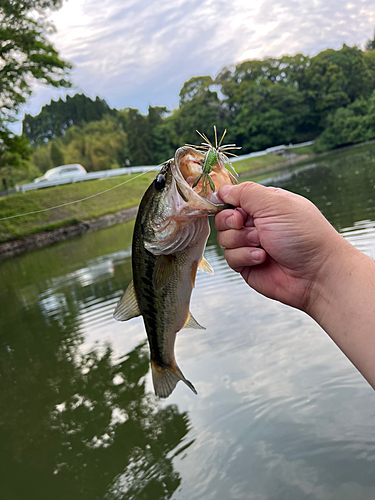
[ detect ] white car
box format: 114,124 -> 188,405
34,164 -> 87,183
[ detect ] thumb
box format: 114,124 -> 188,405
218,182 -> 276,216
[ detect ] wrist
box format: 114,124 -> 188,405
305,235 -> 357,323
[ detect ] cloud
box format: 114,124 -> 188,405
23,0 -> 375,117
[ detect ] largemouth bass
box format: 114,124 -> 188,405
113,144 -> 237,398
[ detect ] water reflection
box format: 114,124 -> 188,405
0,223 -> 191,500
1,147 -> 375,499
264,148 -> 375,237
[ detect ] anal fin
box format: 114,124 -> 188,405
183,311 -> 205,330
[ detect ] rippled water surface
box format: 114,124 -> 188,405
1,146 -> 375,499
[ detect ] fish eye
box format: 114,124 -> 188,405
154,173 -> 166,191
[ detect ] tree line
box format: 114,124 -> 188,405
23,41 -> 375,176
2,0 -> 375,186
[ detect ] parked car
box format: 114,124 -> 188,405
33,164 -> 87,183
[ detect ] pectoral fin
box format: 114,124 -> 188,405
198,256 -> 214,275
113,279 -> 140,321
153,255 -> 175,291
183,311 -> 205,330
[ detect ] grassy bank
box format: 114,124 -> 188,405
2,141 -> 373,244
0,172 -> 156,242
233,153 -> 288,173
0,153 -> 289,243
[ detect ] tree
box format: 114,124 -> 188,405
116,108 -> 156,165
0,0 -> 71,167
232,80 -> 309,151
147,105 -> 177,164
174,76 -> 223,145
50,141 -> 64,167
23,94 -> 116,145
365,34 -> 375,51
315,91 -> 375,150
0,128 -> 31,188
300,45 -> 373,129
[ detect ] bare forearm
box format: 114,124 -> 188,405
308,240 -> 375,389
215,182 -> 375,389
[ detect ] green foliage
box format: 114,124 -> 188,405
0,0 -> 71,178
49,141 -> 64,167
17,38 -> 375,174
233,153 -> 287,174
30,116 -> 129,173
0,0 -> 71,123
0,126 -> 31,168
300,45 -> 373,128
179,75 -> 215,105
366,34 -> 375,51
0,171 -> 156,242
233,82 -> 310,151
116,106 -> 178,165
175,78 -> 222,145
0,124 -> 34,188
23,94 -> 115,145
315,91 -> 375,150
118,108 -> 154,165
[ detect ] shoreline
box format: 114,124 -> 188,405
0,206 -> 138,260
238,154 -> 311,178
0,153 -> 315,260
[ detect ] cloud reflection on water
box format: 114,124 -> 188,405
1,153 -> 375,498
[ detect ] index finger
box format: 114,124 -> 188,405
214,209 -> 245,231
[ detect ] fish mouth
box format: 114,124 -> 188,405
171,146 -> 237,214
144,146 -> 237,254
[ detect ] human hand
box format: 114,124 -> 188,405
214,182 -> 350,313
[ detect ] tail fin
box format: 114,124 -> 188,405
151,360 -> 197,398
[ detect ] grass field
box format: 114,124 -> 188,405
287,144 -> 315,155
233,153 -> 288,174
7,141 -> 375,244
0,172 -> 156,242
0,153 -> 295,243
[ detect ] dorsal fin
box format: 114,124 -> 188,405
113,280 -> 140,321
198,256 -> 214,275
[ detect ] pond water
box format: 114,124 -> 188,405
1,146 -> 375,499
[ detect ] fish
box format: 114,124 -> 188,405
113,141 -> 237,398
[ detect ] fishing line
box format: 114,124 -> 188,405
0,168 -> 157,221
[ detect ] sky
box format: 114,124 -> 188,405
24,0 -> 375,120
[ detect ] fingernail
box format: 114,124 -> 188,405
246,228 -> 258,245
226,215 -> 235,229
219,185 -> 232,198
250,249 -> 263,262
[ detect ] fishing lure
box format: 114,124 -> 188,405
187,127 -> 240,198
